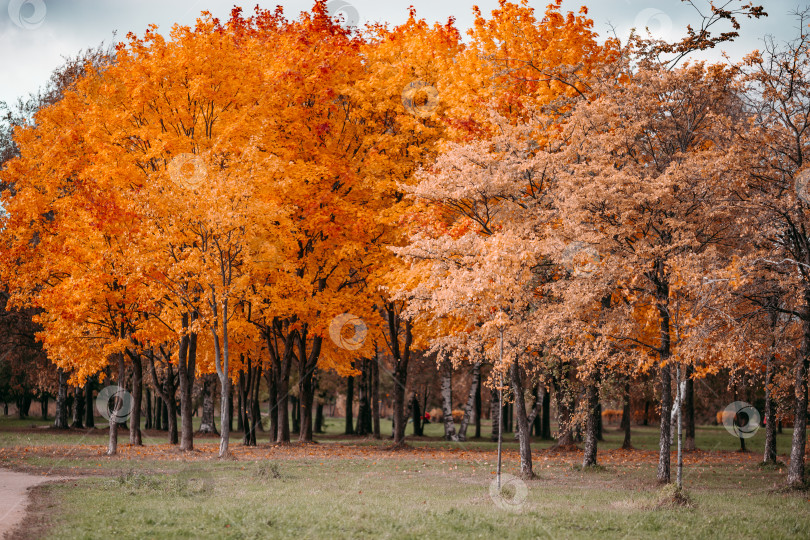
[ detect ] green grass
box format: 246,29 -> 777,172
17,456 -> 810,539
3,415 -> 809,539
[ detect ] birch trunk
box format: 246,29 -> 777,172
53,369 -> 69,429
440,359 -> 456,441
106,353 -> 125,456
683,366 -> 695,451
490,386 -> 500,442
787,313 -> 810,487
70,385 -> 84,429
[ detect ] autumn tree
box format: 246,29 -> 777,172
734,12 -> 810,486
552,58 -> 750,483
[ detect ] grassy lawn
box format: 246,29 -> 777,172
14,454 -> 810,540
2,415 -> 809,539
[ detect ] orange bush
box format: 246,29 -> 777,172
633,407 -> 659,425
601,409 -> 623,424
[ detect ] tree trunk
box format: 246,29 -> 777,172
763,353 -> 778,464
490,386 -> 500,442
506,401 -> 513,433
582,382 -> 600,467
177,318 -> 196,451
166,368 -> 178,445
387,306 -> 412,447
40,395 -> 48,420
240,357 -> 261,446
787,315 -> 810,487
53,369 -> 69,429
239,370 -> 250,445
253,381 -> 264,433
421,386 -> 429,429
274,352 -> 289,443
250,362 -> 261,444
526,385 -> 543,430
363,361 -> 374,434
228,386 -> 235,433
71,386 -> 84,429
356,360 -> 370,436
763,304 -> 779,463
684,365 -> 695,451
264,367 -> 277,442
533,409 -> 541,437
314,402 -> 324,433
510,359 -> 534,479
344,375 -> 354,435
474,372 -> 482,439
542,388 -> 551,440
440,359 -> 456,440
106,353 -> 126,456
156,393 -> 164,430
621,381 -> 632,449
658,362 -> 673,484
16,394 -> 30,418
237,375 -> 245,433
372,347 -> 381,440
552,377 -> 574,447
152,393 -> 160,430
144,387 -> 152,430
656,269 -> 673,484
457,362 -> 482,441
199,374 -> 218,434
128,353 -> 142,446
411,394 -> 423,436
273,331 -> 294,444
146,352 -> 177,444
218,374 -> 231,456
84,379 -> 95,427
391,353 -> 409,445
296,328 -> 321,443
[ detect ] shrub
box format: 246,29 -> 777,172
257,463 -> 282,479
656,483 -> 693,508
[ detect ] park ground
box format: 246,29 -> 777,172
1,416 -> 809,539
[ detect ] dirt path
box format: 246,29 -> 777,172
0,469 -> 72,539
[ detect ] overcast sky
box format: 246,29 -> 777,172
0,0 -> 806,106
